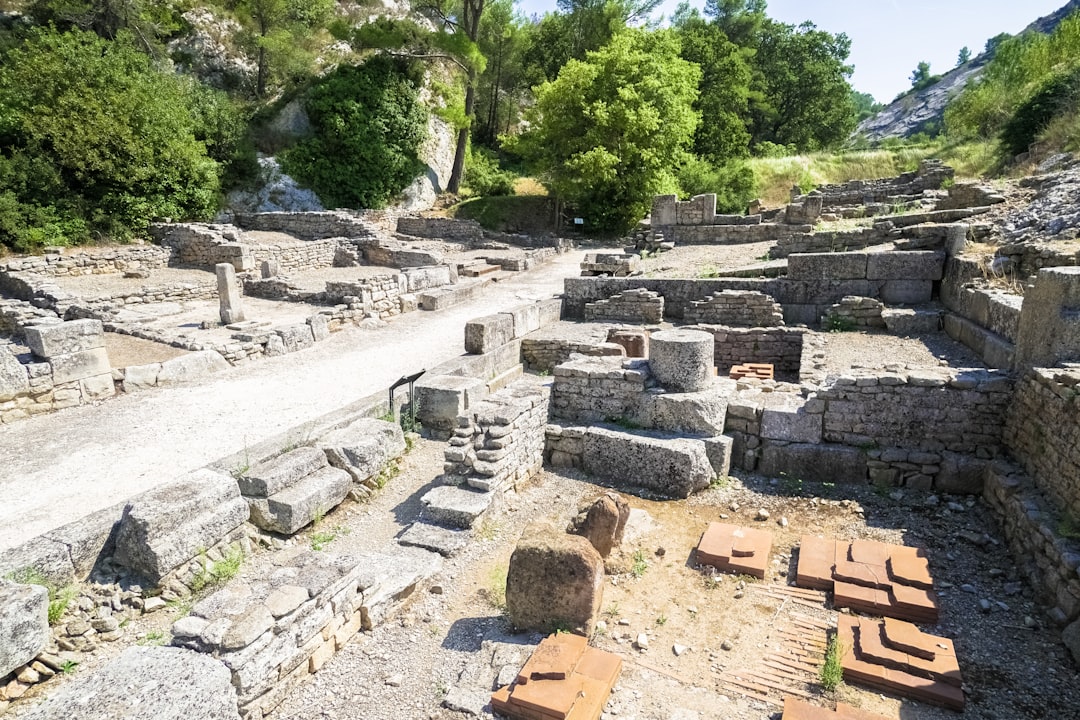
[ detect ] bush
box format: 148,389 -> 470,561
0,28 -> 224,251
676,157 -> 757,213
464,147 -> 515,197
999,63 -> 1080,158
281,56 -> 428,209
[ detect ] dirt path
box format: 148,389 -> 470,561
0,251 -> 585,550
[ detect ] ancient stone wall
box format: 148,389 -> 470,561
443,381 -> 550,492
984,461 -> 1080,626
0,298 -> 59,337
326,275 -> 409,320
152,223 -> 251,269
821,296 -> 885,329
583,288 -> 664,324
233,211 -> 381,241
795,160 -> 953,209
78,282 -> 219,313
684,290 -> 784,327
549,356 -> 651,423
248,239 -> 340,273
689,325 -> 805,377
520,339 -> 625,373
397,217 -> 483,242
1005,368 -> 1080,519
0,246 -> 172,277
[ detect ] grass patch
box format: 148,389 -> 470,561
604,415 -> 643,431
190,546 -> 244,593
449,194 -> 555,233
631,549 -> 649,579
138,630 -> 169,646
474,518 -> 501,541
60,659 -> 78,674
655,613 -> 667,626
710,474 -> 731,490
820,634 -> 845,692
480,564 -> 508,611
823,314 -> 857,333
5,568 -> 76,625
604,602 -> 621,618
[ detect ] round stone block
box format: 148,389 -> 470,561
649,329 -> 714,392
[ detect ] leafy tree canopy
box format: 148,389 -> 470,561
510,28 -> 700,234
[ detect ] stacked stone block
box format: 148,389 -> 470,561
443,381 -> 550,492
19,319 -> 114,406
684,290 -> 785,327
550,356 -> 651,423
171,547 -> 440,718
153,223 -> 254,271
239,448 -> 351,535
233,211 -> 381,242
396,217 -> 483,242
690,325 -> 806,377
520,338 -> 625,373
792,160 -> 953,212
822,296 -> 886,329
583,288 -> 664,324
0,246 -> 172,277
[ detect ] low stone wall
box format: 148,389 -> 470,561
995,240 -> 1080,279
821,296 -> 885,329
583,288 -> 663,324
443,381 -> 550,492
1005,369 -> 1080,519
397,217 -> 483,242
684,290 -> 784,327
326,275 -> 409,320
984,461 -> 1080,626
0,246 -> 172,277
152,223 -> 252,270
549,356 -> 651,424
0,298 -> 59,336
796,160 -> 953,209
520,338 -> 624,372
689,325 -> 806,377
79,282 -> 219,313
249,238 -> 340,273
233,211 -> 381,241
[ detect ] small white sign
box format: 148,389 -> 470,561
574,217 -> 584,225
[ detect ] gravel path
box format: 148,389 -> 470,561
0,251 -> 584,549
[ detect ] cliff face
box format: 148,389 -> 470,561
855,0 -> 1080,143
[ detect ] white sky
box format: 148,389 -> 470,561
513,0 -> 1071,102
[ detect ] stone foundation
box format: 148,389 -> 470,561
684,290 -> 784,327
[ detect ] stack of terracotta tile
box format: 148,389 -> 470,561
730,363 -> 775,380
491,633 -> 622,720
696,522 -> 773,579
796,536 -> 938,623
838,615 -> 964,711
781,697 -> 891,720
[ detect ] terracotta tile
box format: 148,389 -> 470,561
575,647 -> 622,687
781,696 -> 842,720
565,676 -> 611,720
796,535 -> 837,591
517,633 -> 588,683
834,702 -> 893,720
697,523 -> 772,579
510,676 -> 583,719
849,539 -> 890,567
833,560 -> 891,589
853,618 -> 961,687
887,546 -> 934,590
881,617 -> 939,660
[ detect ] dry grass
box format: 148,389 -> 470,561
513,177 -> 548,196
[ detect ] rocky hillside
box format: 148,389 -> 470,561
856,0 -> 1080,143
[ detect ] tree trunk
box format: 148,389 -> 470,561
447,74 -> 475,194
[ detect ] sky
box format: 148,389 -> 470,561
513,0 -> 1071,102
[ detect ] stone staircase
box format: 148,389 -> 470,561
239,447 -> 351,535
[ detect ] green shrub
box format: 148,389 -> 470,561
1000,63 -> 1080,158
281,56 -> 428,209
676,156 -> 757,214
820,634 -> 845,691
464,147 -> 515,197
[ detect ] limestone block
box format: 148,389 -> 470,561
157,351 -> 229,386
0,581 -> 49,679
761,400 -> 823,444
246,466 -> 351,535
49,347 -> 111,384
464,313 -> 515,355
81,372 -> 116,401
787,252 -> 868,280
420,485 -> 493,529
879,280 -> 933,304
641,387 -> 729,436
24,318 -> 104,358
649,329 -> 714,392
307,313 -> 330,342
18,646 -> 240,720
935,453 -> 987,494
318,418 -> 406,484
704,435 -> 734,479
607,329 -> 648,357
399,293 -> 418,313
866,251 -> 945,281
114,469 -> 249,584
43,503 -> 126,580
217,263 -> 245,325
0,350 -> 29,402
568,492 -> 630,558
582,426 -> 714,498
506,522 -> 604,635
276,324 -> 315,353
403,265 -> 452,292
122,363 -> 162,392
239,447 -> 328,497
652,194 -> 677,226
1015,266 -> 1080,368
0,537 -> 75,588
414,375 -> 488,433
757,442 -> 868,484
509,303 -> 542,338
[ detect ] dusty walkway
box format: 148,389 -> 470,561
0,251 -> 584,550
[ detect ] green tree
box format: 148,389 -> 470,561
0,27 -> 222,250
957,45 -> 971,66
26,0 -> 182,52
280,57 -> 428,209
673,5 -> 751,163
474,0 -> 532,145
749,20 -> 856,151
235,0 -> 334,97
850,90 -> 882,123
510,29 -> 700,233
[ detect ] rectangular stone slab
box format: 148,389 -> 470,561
696,523 -> 772,579
795,535 -> 837,591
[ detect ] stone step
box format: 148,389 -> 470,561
398,522 -> 470,557
487,363 -> 523,394
246,466 -> 351,535
420,485 -> 494,529
418,280 -> 492,311
461,263 -> 500,277
239,446 -> 328,498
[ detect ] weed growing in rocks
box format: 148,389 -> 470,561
631,549 -> 649,578
5,568 -> 75,625
820,634 -> 845,692
190,546 -> 243,592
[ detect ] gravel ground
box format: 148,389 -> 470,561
50,266 -> 217,297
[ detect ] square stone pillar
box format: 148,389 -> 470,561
216,263 -> 245,325
1014,266 -> 1080,369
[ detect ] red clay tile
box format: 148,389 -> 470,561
833,560 -> 891,589
796,535 -> 838,591
697,523 -> 773,579
881,617 -> 939,661
517,633 -> 588,683
849,539 -> 890,566
834,703 -> 892,720
887,546 -> 934,590
574,647 -> 622,687
782,696 -> 840,720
